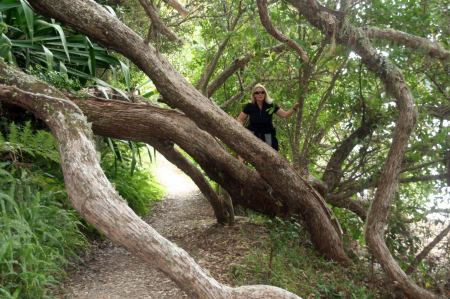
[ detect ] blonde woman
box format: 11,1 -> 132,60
237,83 -> 298,151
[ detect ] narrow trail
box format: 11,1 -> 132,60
58,154 -> 266,298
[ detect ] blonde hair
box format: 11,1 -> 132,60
251,83 -> 273,104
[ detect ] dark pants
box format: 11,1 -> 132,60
252,131 -> 279,151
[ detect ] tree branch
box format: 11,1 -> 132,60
151,139 -> 234,225
256,0 -> 309,63
0,61 -> 301,299
207,44 -> 286,97
362,27 -> 450,61
138,0 -> 181,43
162,0 -> 188,17
287,1 -> 437,297
406,222 -> 450,274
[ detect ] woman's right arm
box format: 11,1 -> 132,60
237,112 -> 248,125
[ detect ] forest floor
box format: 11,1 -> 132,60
57,154 -> 267,298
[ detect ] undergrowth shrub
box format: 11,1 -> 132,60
231,217 -> 382,298
0,123 -> 86,298
0,123 -> 163,298
100,139 -> 164,216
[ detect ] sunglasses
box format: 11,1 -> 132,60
253,91 -> 266,95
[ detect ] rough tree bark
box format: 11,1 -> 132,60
30,0 -> 349,263
286,0 -> 439,298
0,61 -> 302,299
70,97 -> 286,218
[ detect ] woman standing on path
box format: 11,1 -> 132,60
237,83 -> 298,151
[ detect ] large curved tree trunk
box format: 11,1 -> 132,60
0,60 -> 302,299
30,0 -> 349,263
286,1 -> 438,298
72,97 -> 286,218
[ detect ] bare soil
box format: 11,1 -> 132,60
57,155 -> 267,299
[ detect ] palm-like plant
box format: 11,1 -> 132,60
0,0 -> 130,89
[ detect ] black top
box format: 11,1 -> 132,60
243,102 -> 280,134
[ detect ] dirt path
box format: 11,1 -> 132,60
58,154 -> 266,299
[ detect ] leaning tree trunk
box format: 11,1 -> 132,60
150,138 -> 234,224
286,0 -> 438,298
0,60 -> 302,299
30,0 -> 349,263
71,97 -> 287,218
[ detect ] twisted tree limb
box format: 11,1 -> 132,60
362,27 -> 450,62
257,0 -> 309,63
30,0 -> 349,262
0,61 -> 301,299
286,0 -> 437,298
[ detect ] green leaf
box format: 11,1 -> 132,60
119,60 -> 130,91
36,20 -> 70,62
59,61 -> 67,75
41,45 -> 54,71
19,0 -> 34,40
0,1 -> 21,11
0,33 -> 12,58
129,141 -> 137,176
87,45 -> 96,76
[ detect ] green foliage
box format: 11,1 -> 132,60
1,122 -> 60,164
0,124 -> 86,298
101,139 -> 164,216
231,217 -> 381,298
0,0 -> 130,89
27,65 -> 82,91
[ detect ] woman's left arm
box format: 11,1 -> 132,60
276,103 -> 299,119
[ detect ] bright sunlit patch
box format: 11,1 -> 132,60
153,152 -> 198,196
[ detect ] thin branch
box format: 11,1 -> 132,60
406,222 -> 450,274
196,3 -> 244,95
221,79 -> 258,110
162,0 -> 188,17
138,0 -> 181,43
401,159 -> 443,173
256,0 -> 309,63
400,173 -> 447,184
362,27 -> 450,62
207,44 -> 287,97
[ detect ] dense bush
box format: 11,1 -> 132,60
0,123 -> 164,298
